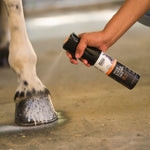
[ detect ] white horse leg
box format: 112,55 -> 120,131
0,0 -> 10,66
3,0 -> 57,125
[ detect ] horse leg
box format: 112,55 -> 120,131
0,0 -> 10,66
3,0 -> 58,126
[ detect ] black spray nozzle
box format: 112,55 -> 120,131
63,33 -> 79,59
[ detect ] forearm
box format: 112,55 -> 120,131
68,0 -> 150,65
103,0 -> 150,47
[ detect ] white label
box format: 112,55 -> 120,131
94,52 -> 114,73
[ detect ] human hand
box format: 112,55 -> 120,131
67,31 -> 110,66
66,51 -> 90,67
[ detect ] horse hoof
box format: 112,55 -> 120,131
15,96 -> 58,126
0,44 -> 9,67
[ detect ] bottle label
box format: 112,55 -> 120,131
94,52 -> 117,74
109,61 -> 140,89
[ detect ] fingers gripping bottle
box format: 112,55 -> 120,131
63,33 -> 140,90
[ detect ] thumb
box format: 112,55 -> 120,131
76,38 -> 87,58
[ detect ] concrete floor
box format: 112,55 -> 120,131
0,4 -> 150,150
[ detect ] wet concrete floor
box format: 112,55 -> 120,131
0,4 -> 150,150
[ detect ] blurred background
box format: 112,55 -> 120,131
23,0 -> 123,14
24,0 -> 124,47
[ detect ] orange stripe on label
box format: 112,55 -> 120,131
106,59 -> 117,76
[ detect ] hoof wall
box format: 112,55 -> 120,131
15,96 -> 58,126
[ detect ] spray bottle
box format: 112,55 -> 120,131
63,33 -> 140,90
